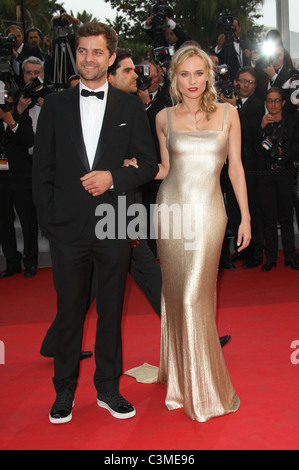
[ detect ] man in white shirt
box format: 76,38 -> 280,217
32,22 -> 158,425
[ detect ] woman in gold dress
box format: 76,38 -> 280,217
153,45 -> 251,422
126,45 -> 251,422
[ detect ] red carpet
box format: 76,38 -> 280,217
1,253 -> 299,450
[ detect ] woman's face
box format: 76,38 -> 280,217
265,91 -> 285,117
176,55 -> 208,101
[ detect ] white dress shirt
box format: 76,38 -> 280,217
79,80 -> 108,169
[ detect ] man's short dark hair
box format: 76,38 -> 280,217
75,22 -> 118,57
108,48 -> 133,75
235,66 -> 257,82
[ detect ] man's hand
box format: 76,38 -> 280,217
80,170 -> 113,197
136,88 -> 151,105
261,113 -> 275,129
17,95 -> 32,115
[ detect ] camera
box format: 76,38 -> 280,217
261,134 -> 283,167
134,65 -> 151,91
255,40 -> 280,69
51,8 -> 69,37
215,64 -> 237,99
217,9 -> 235,42
21,76 -> 49,103
153,46 -> 172,66
289,72 -> 299,106
0,33 -> 16,58
151,1 -> 174,27
0,80 -> 13,113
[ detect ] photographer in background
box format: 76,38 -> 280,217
6,24 -> 43,87
221,66 -> 265,269
0,87 -> 38,278
25,27 -> 52,84
143,3 -> 190,54
48,10 -> 82,88
14,57 -> 52,155
214,17 -> 251,81
253,39 -> 297,103
257,87 -> 299,272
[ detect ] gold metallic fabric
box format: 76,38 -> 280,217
155,104 -> 240,422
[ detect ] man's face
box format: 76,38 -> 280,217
233,19 -> 241,37
23,62 -> 44,84
272,46 -> 284,71
164,26 -> 178,45
27,30 -> 41,47
147,63 -> 160,93
236,72 -> 256,98
9,26 -> 23,48
76,34 -> 116,89
109,57 -> 138,94
209,55 -> 219,74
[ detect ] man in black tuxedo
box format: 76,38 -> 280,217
32,22 -> 158,424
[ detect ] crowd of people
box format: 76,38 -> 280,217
0,2 -> 299,424
0,11 -> 298,278
0,9 -> 298,425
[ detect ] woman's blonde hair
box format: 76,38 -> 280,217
169,45 -> 217,119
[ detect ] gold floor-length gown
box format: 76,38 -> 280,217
155,104 -> 240,422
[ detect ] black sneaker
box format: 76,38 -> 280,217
97,392 -> 136,419
49,389 -> 74,424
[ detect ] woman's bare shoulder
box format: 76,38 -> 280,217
156,106 -> 170,130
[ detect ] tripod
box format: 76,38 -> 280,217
53,32 -> 77,89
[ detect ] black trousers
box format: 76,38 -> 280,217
0,178 -> 38,269
47,220 -> 132,395
258,171 -> 296,262
40,237 -> 162,357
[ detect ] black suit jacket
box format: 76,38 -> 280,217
255,64 -> 297,102
0,113 -> 34,179
32,83 -> 158,243
238,94 -> 265,171
216,39 -> 251,81
12,43 -> 44,86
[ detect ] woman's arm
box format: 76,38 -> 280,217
155,108 -> 170,180
227,104 -> 252,251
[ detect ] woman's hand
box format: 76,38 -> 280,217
122,157 -> 138,168
236,219 -> 251,252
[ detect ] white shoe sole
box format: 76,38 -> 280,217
49,400 -> 74,424
97,399 -> 136,419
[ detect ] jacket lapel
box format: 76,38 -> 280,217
92,84 -> 120,170
67,85 -> 90,172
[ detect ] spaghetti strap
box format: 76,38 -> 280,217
223,103 -> 229,132
166,107 -> 172,132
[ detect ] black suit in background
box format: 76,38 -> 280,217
144,22 -> 190,51
215,39 -> 251,81
255,63 -> 297,103
142,85 -> 171,257
257,114 -> 298,265
226,94 -> 265,263
0,113 -> 38,272
33,83 -> 158,395
11,43 -> 44,87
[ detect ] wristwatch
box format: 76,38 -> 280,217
9,122 -> 18,130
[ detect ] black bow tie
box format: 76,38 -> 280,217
81,89 -> 104,99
